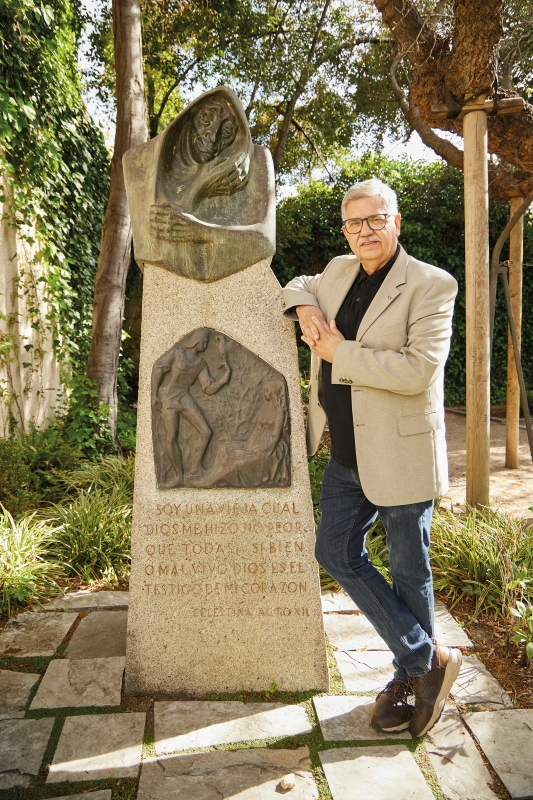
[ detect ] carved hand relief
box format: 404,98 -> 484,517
151,329 -> 291,489
123,87 -> 276,282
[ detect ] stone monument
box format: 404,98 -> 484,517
123,86 -> 329,695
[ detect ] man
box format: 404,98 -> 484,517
282,178 -> 461,737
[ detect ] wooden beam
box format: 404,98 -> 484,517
464,109 -> 490,508
429,96 -> 524,120
505,197 -> 524,468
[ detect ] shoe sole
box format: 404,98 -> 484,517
371,720 -> 411,733
413,648 -> 462,737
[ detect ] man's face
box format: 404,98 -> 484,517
342,196 -> 401,274
190,101 -> 238,163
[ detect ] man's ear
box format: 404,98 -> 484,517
395,214 -> 401,236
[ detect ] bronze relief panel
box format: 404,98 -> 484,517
151,328 -> 290,489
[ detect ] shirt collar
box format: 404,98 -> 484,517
359,243 -> 400,285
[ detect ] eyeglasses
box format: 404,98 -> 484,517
342,214 -> 393,234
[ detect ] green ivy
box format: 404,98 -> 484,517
0,0 -> 110,382
272,154 -> 533,406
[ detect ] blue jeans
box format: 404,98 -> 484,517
316,457 -> 435,682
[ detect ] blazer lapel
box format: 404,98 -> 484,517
356,246 -> 409,341
321,257 -> 360,323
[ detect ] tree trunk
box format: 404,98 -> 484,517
86,0 -> 147,447
374,0 -> 533,200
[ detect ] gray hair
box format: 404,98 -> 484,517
341,178 -> 399,220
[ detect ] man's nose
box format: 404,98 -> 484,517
360,218 -> 375,235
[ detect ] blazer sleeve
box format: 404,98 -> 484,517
331,274 -> 458,395
281,272 -> 325,320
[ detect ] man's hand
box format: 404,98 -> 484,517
295,305 -> 327,342
296,316 -> 344,362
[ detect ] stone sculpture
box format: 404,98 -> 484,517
123,86 -> 275,282
151,328 -> 290,489
123,87 -> 328,696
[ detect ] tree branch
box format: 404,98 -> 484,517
389,48 -> 464,170
274,104 -> 333,177
375,0 -> 533,199
426,0 -> 449,32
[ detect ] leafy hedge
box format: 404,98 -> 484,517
272,154 -> 533,406
0,0 -> 110,375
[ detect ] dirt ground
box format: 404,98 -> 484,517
442,408 -> 533,519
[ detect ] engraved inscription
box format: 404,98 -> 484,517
152,328 -> 290,489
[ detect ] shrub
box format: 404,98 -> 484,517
430,507 -> 533,618
44,489 -> 132,584
54,455 -> 135,505
0,507 -> 63,614
0,425 -> 82,516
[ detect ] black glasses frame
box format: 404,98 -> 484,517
342,213 -> 393,234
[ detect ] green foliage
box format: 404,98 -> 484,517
62,374 -> 114,456
0,455 -> 134,614
55,454 -> 135,505
509,601 -> 533,661
45,489 -> 132,583
273,154 -> 533,405
0,424 -> 81,516
0,507 -> 63,614
309,446 -> 329,511
430,507 -> 533,618
0,0 -> 110,376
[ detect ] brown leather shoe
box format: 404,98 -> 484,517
371,678 -> 412,733
409,644 -> 462,737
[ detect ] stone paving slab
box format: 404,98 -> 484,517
319,745 -> 434,800
47,712 -> 146,783
53,793 -> 112,800
321,591 -> 359,614
138,747 -> 318,800
30,657 -> 125,709
323,614 -> 389,651
324,603 -> 472,652
462,709 -> 533,799
0,669 -> 40,719
44,590 -> 129,612
434,600 -> 474,648
0,612 -> 76,657
65,610 -> 127,659
0,718 -> 55,788
313,695 -> 411,741
154,700 -> 312,753
426,707 -> 499,800
451,654 -> 513,709
333,650 -> 395,692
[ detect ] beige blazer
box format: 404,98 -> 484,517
282,245 -> 458,506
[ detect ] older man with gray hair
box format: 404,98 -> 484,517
282,177 -> 461,737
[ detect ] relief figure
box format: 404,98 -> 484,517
151,329 -> 290,489
152,330 -> 231,487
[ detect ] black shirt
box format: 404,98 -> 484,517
320,244 -> 400,468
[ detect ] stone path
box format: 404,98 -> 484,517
0,587 -> 527,799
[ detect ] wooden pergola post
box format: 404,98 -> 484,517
430,94 -> 524,508
505,196 -> 524,468
463,105 -> 490,507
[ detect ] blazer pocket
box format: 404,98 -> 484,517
397,410 -> 443,436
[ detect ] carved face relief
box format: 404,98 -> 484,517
190,100 -> 238,163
